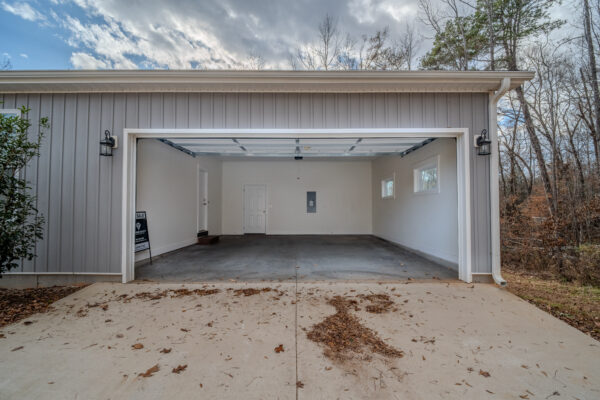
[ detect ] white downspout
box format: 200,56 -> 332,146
489,77 -> 510,286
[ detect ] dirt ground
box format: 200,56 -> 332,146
504,269 -> 600,340
0,281 -> 599,399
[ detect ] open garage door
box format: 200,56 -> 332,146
123,129 -> 471,284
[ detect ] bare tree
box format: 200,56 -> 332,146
295,14 -> 343,70
398,22 -> 421,70
583,0 -> 600,172
293,14 -> 412,71
418,0 -> 443,35
287,53 -> 299,70
243,52 -> 265,70
356,28 -> 406,70
493,0 -> 564,215
483,0 -> 496,70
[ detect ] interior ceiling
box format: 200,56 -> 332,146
158,137 -> 435,158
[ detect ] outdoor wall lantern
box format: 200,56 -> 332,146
475,129 -> 491,156
100,129 -> 118,156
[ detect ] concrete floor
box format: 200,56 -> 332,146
135,235 -> 457,282
0,282 -> 598,399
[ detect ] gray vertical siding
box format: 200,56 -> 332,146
2,92 -> 490,274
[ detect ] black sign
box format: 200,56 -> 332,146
135,211 -> 150,252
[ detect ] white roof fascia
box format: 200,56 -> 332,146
0,70 -> 534,94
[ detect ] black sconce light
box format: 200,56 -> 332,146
476,129 -> 491,156
100,129 -> 117,156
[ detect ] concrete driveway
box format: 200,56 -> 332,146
0,281 -> 598,399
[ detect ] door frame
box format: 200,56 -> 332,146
122,128 -> 472,283
243,184 -> 267,234
197,167 -> 208,233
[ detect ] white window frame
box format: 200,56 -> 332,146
381,174 -> 395,199
0,109 -> 22,118
413,155 -> 440,194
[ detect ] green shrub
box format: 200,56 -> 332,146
0,106 -> 47,274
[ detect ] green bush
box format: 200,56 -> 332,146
0,106 -> 47,274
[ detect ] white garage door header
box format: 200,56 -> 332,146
159,137 -> 435,157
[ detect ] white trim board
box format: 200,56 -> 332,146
0,70 -> 534,93
122,128 -> 472,283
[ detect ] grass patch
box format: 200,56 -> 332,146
504,269 -> 600,340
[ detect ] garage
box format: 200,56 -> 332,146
0,70 -> 535,288
131,130 -> 469,283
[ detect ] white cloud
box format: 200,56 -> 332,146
1,1 -> 46,21
349,0 -> 377,24
22,0 -> 564,71
49,0 -> 428,70
70,52 -> 110,69
19,53 -> 28,58
349,0 -> 417,24
379,1 -> 418,21
56,6 -> 243,69
2,0 -> 577,70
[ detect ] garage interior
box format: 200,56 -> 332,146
134,135 -> 459,282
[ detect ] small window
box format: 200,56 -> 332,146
0,109 -> 22,118
381,176 -> 394,199
414,156 -> 440,194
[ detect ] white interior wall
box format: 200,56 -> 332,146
221,160 -> 372,235
135,139 -> 222,260
371,139 -> 458,267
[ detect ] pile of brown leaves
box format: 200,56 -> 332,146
233,287 -> 277,297
307,295 -> 404,361
0,285 -> 86,327
170,288 -> 220,298
357,294 -> 396,314
120,288 -> 221,302
74,287 -> 222,317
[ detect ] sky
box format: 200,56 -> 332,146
0,0 -> 575,70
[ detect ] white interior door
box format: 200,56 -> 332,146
244,184 -> 267,233
198,170 -> 208,232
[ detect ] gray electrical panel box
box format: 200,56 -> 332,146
307,191 -> 316,213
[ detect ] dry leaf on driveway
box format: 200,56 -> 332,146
172,365 -> 187,374
274,344 -> 284,353
139,364 -> 159,378
132,343 -> 144,350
